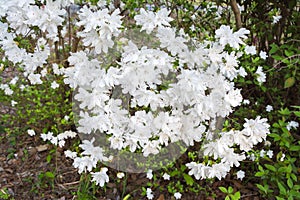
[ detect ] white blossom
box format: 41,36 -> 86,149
287,121 -> 299,131
0,84 -> 13,95
11,100 -> 18,106
255,66 -> 266,83
245,45 -> 256,55
73,156 -> 97,174
51,81 -> 59,89
64,150 -> 77,159
260,150 -> 266,158
146,188 -> 154,199
236,170 -> 245,180
174,192 -> 182,199
91,167 -> 109,187
134,8 -> 172,34
280,153 -> 285,161
259,51 -> 268,60
266,105 -> 273,112
243,99 -> 250,105
162,173 -> 170,180
272,15 -> 282,24
266,150 -> 273,158
117,172 -> 125,179
28,73 -> 43,85
27,129 -> 36,136
40,131 -> 54,141
215,25 -> 249,49
146,169 -> 153,180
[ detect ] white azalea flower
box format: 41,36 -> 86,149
287,121 -> 299,131
259,51 -> 268,60
272,15 -> 282,24
11,100 -> 18,106
64,150 -> 77,159
266,150 -> 273,158
215,25 -> 249,49
117,172 -> 125,179
91,167 -> 109,187
243,99 -> 250,105
146,188 -> 154,199
236,170 -> 245,180
40,131 -> 54,141
73,156 -> 97,174
162,173 -> 170,180
27,129 -> 36,136
245,45 -> 256,55
146,169 -> 153,180
28,73 -> 42,85
174,192 -> 182,199
255,66 -> 266,83
142,140 -> 160,157
266,105 -> 273,112
0,84 -> 13,95
134,8 -> 172,34
51,81 -> 59,89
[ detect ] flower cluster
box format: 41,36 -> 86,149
76,6 -> 122,53
65,6 -> 255,163
186,116 -> 270,180
0,0 -> 271,193
1,0 -> 67,39
40,130 -> 77,147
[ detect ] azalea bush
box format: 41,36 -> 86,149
0,0 -> 299,199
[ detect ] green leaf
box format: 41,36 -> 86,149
269,44 -> 279,54
225,196 -> 230,200
278,182 -> 287,195
290,173 -> 297,182
183,173 -> 194,186
268,133 -> 281,141
273,55 -> 283,61
233,191 -> 241,199
276,197 -> 285,200
258,165 -> 264,171
284,77 -> 295,88
123,194 -> 131,200
293,111 -> 300,117
170,170 -> 179,177
293,184 -> 300,190
278,167 -> 288,173
38,173 -> 44,180
180,165 -> 187,172
287,196 -> 293,200
290,145 -> 300,151
256,184 -> 267,194
255,171 -> 264,177
252,57 -> 260,63
287,178 -> 294,189
219,186 -> 228,193
279,108 -> 291,115
265,164 -> 276,172
284,50 -> 294,57
46,154 -> 52,163
282,58 -> 290,64
287,164 -> 292,173
228,186 -> 233,194
45,171 -> 55,179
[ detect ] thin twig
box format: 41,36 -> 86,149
62,181 -> 80,186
